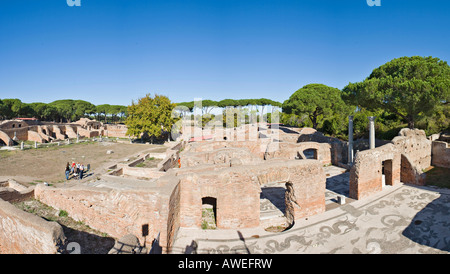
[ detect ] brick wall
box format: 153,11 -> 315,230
432,141 -> 450,168
34,184 -> 167,247
0,198 -> 66,254
350,144 -> 401,200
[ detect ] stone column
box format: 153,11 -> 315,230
368,116 -> 376,149
348,116 -> 354,164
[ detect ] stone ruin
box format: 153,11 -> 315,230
0,119 -> 448,254
0,118 -> 128,146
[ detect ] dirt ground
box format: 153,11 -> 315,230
0,141 -> 164,186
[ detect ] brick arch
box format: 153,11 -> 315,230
0,130 -> 13,146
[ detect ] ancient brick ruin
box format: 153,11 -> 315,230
0,118 -> 128,146
0,121 -> 448,254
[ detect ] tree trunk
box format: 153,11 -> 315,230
408,119 -> 414,129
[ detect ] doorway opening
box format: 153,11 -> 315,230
201,197 -> 217,229
382,159 -> 393,187
303,148 -> 318,160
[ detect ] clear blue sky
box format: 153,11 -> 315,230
0,0 -> 449,106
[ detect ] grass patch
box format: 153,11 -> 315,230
201,207 -> 216,230
425,166 -> 450,189
135,157 -> 159,168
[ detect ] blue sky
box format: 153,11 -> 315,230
0,0 -> 449,106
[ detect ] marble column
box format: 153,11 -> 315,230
369,116 -> 376,149
348,116 -> 354,164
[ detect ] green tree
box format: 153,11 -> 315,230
283,84 -> 346,129
2,99 -> 24,119
96,104 -> 111,123
343,56 -> 450,129
125,94 -> 177,142
49,100 -> 75,122
73,100 -> 96,121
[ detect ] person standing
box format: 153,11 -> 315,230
65,162 -> 71,180
79,164 -> 84,180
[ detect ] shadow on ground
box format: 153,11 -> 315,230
402,190 -> 450,252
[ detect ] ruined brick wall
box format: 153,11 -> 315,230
0,130 -> 14,146
392,128 -> 432,171
0,198 -> 66,254
350,144 -> 401,200
264,141 -> 332,165
432,141 -> 450,168
350,128 -> 433,199
64,125 -> 78,138
176,159 -> 325,230
180,147 -> 262,168
1,127 -> 29,142
27,130 -> 45,143
185,139 -> 271,159
77,127 -> 100,138
104,124 -> 128,138
34,184 -> 167,247
178,170 -> 261,229
166,178 -> 181,253
52,125 -> 66,140
297,131 -> 347,165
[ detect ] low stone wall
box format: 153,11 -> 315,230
0,198 -> 66,254
0,187 -> 34,203
121,166 -> 166,179
432,141 -> 450,168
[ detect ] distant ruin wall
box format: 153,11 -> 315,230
0,198 -> 66,254
264,142 -> 332,165
180,147 -> 262,168
104,124 -> 128,138
27,130 -> 45,143
185,139 -> 271,159
432,141 -> 450,168
77,127 -> 100,138
297,131 -> 347,165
